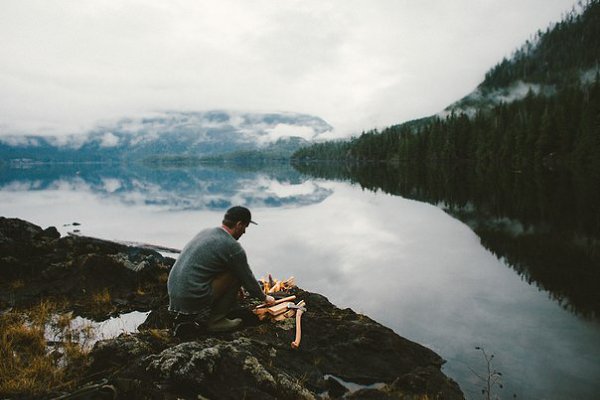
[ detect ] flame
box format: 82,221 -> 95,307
259,274 -> 296,294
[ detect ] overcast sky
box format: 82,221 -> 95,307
0,0 -> 577,138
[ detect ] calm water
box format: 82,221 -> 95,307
1,161 -> 599,399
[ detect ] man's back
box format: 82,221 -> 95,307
167,227 -> 243,313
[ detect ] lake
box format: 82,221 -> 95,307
1,161 -> 599,399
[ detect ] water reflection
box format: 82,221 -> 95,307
247,183 -> 600,400
292,161 -> 600,320
1,161 -> 600,399
0,162 -> 332,211
45,311 -> 150,350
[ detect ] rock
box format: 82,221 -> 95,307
0,216 -> 44,244
82,286 -> 464,399
0,216 -> 465,399
39,226 -> 60,240
0,217 -> 174,316
142,337 -> 317,399
91,335 -> 156,372
325,376 -> 349,398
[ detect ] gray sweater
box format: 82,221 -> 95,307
167,227 -> 266,314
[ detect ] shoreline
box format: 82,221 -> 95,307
0,216 -> 464,399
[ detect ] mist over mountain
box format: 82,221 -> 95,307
293,0 -> 600,168
0,111 -> 332,163
444,1 -> 600,116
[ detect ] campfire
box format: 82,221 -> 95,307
259,274 -> 296,294
254,274 -> 304,349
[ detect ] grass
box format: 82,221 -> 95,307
91,288 -> 112,306
158,272 -> 169,285
0,301 -> 91,398
9,279 -> 25,290
147,328 -> 171,343
139,271 -> 170,296
6,279 -> 25,306
87,288 -> 117,317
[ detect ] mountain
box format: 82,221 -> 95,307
445,0 -> 600,116
199,136 -> 311,163
0,111 -> 333,163
292,0 -> 600,168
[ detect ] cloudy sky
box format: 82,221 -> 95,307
0,0 -> 576,138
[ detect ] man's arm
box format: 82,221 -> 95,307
228,247 -> 267,300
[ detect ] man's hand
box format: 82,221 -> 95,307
265,295 -> 276,305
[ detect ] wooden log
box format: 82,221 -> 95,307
253,295 -> 296,310
267,302 -> 294,316
273,309 -> 296,321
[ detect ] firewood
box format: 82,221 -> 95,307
267,302 -> 293,316
273,309 -> 296,321
254,295 -> 296,310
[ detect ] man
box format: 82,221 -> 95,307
167,206 -> 275,332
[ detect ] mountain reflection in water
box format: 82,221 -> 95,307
292,161 -> 600,320
0,162 -> 332,211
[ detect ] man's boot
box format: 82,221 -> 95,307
207,283 -> 242,333
207,316 -> 242,332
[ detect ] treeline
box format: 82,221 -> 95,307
292,79 -> 600,170
482,0 -> 600,89
291,161 -> 600,317
292,1 -> 600,170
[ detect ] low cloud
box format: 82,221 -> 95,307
0,136 -> 41,147
0,0 -> 575,137
99,132 -> 120,148
262,124 -> 316,144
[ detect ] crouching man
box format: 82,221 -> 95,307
167,206 -> 275,332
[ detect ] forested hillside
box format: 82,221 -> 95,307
292,0 -> 600,170
482,0 -> 600,89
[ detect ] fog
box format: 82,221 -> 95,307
0,0 -> 576,137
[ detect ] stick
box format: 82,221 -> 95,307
253,295 -> 296,310
291,300 -> 305,349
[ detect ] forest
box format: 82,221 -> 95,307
292,77 -> 600,170
482,0 -> 600,89
292,1 -> 600,172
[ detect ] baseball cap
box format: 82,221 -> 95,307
224,206 -> 257,225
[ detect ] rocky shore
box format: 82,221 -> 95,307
0,217 -> 464,399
